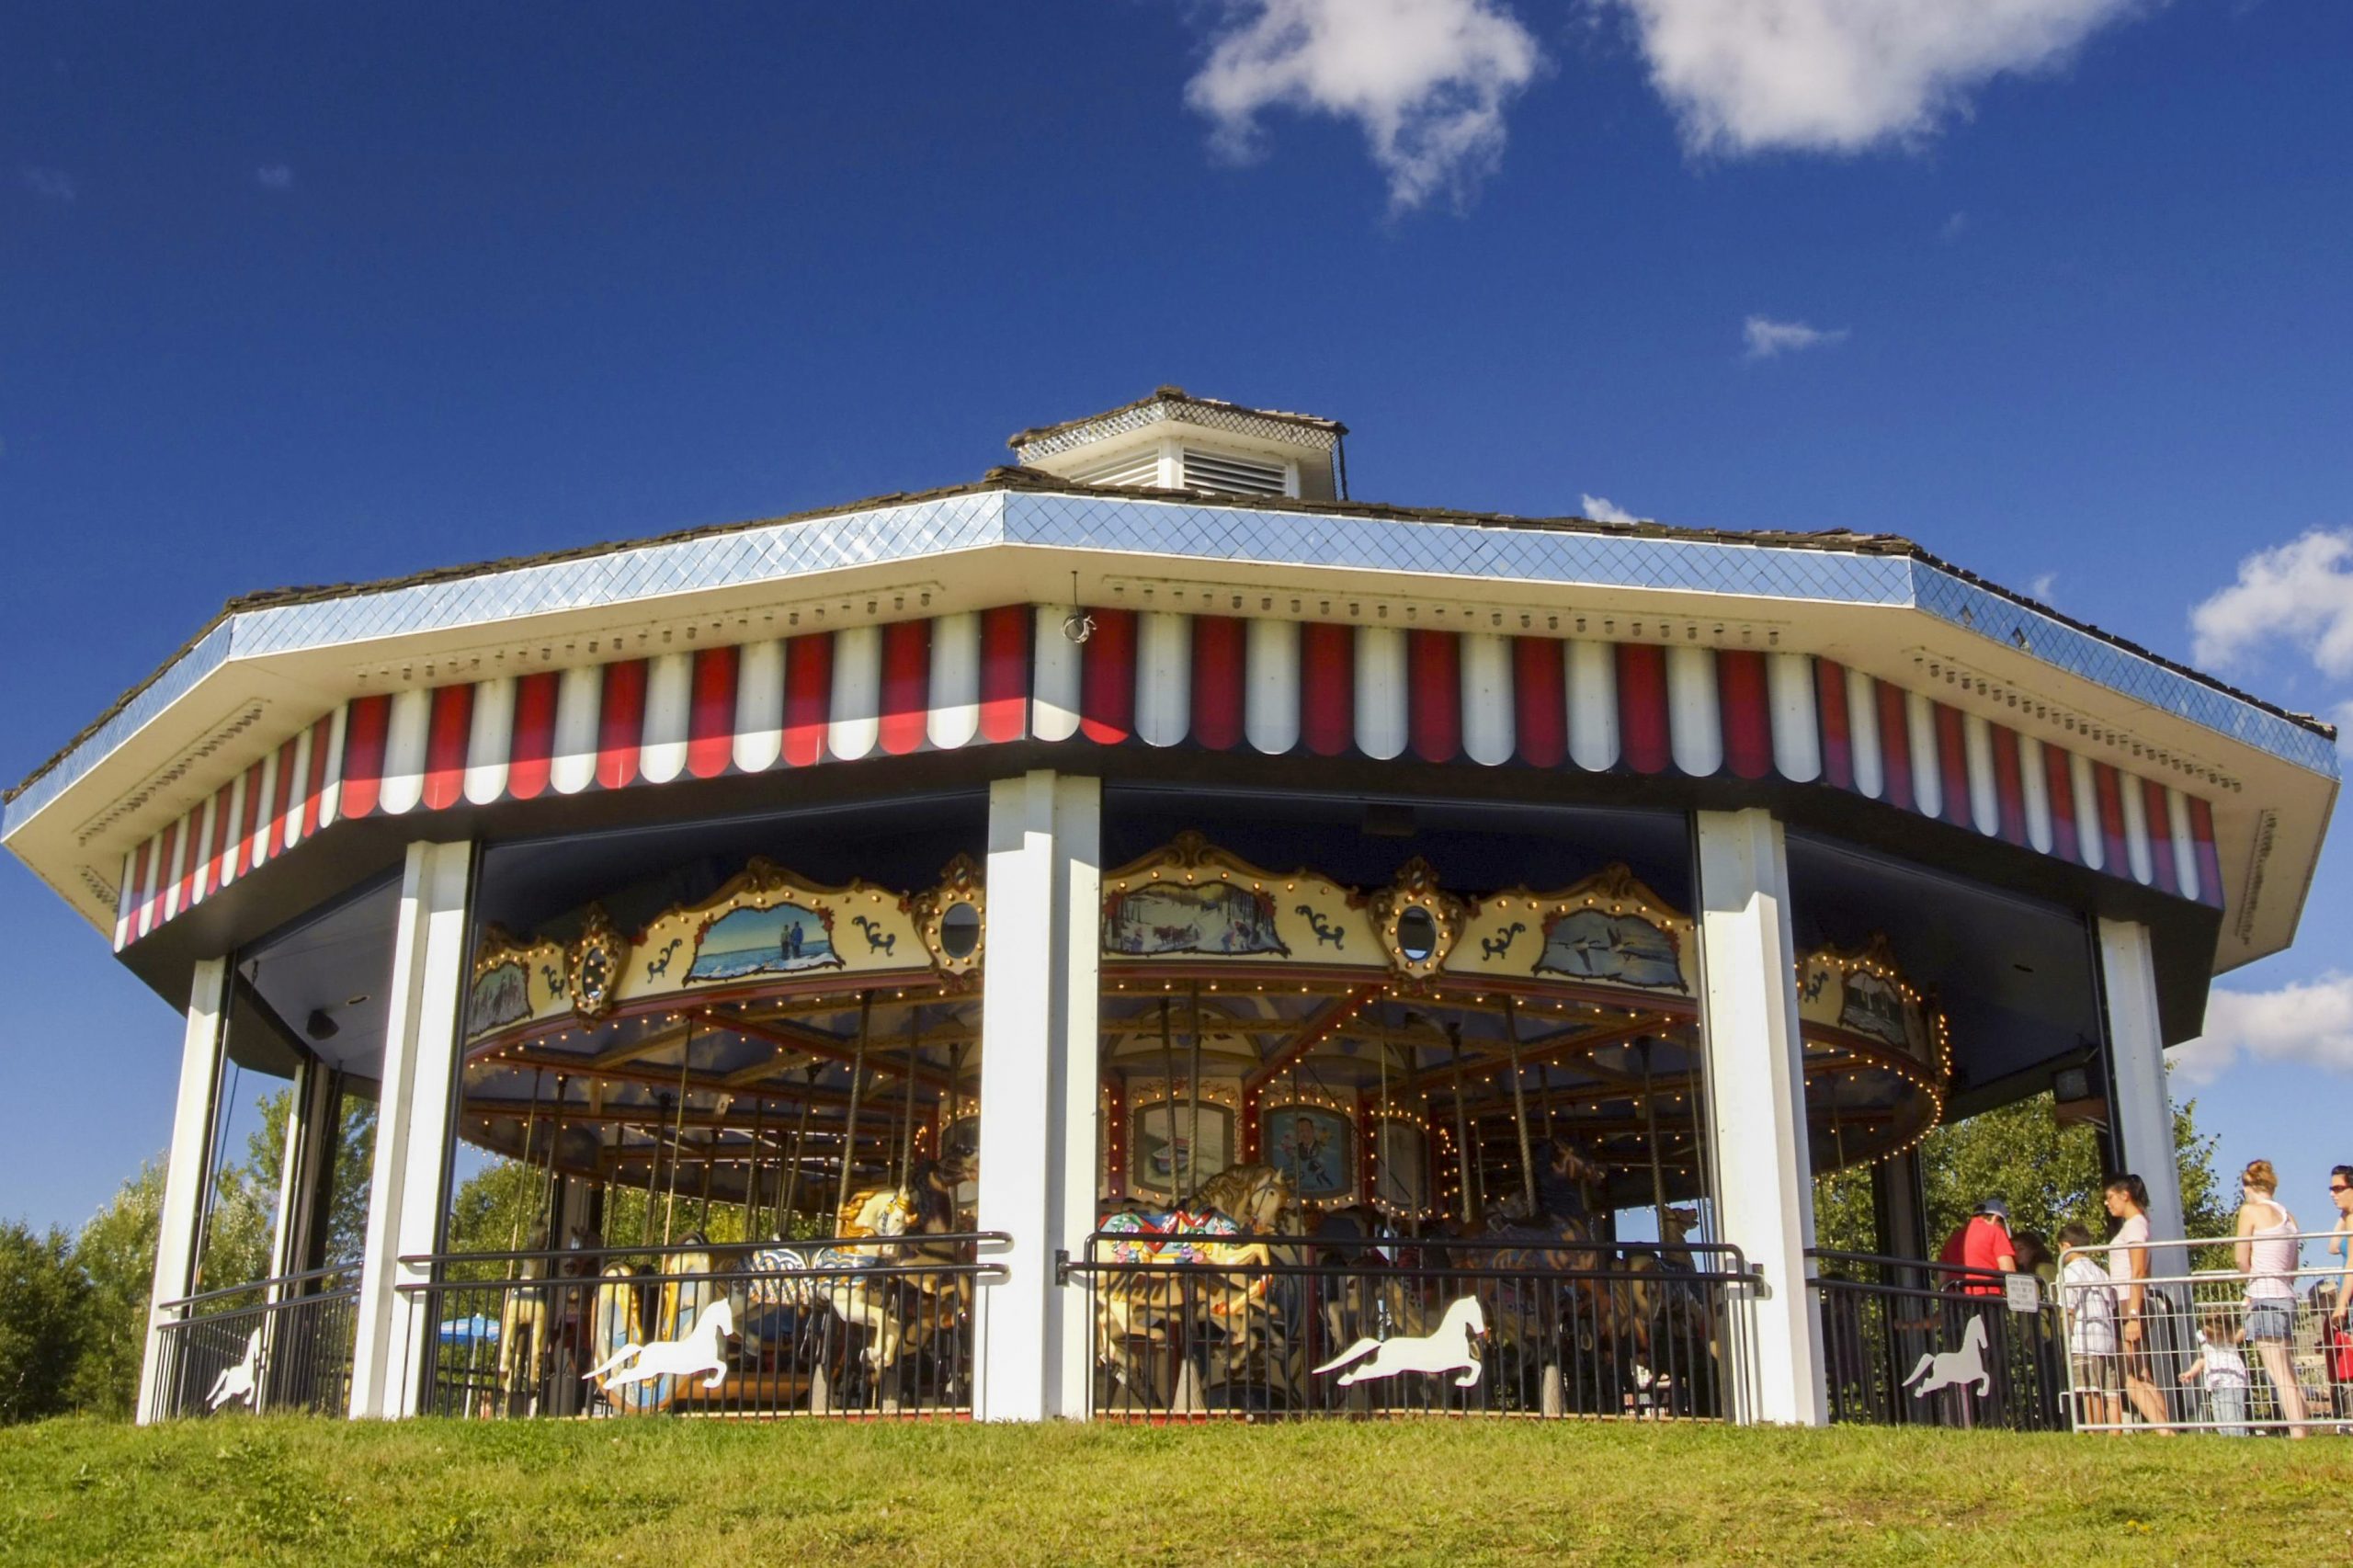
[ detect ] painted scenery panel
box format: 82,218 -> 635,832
1262,1105 -> 1354,1201
1106,883 -> 1288,958
467,960 -> 531,1035
1127,1101 -> 1233,1199
1535,910 -> 1684,990
1838,971 -> 1916,1053
686,902 -> 840,983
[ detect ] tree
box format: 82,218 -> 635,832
1813,1082 -> 2229,1258
67,1160 -> 166,1418
0,1221 -> 89,1425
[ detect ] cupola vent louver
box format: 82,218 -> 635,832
1181,447 -> 1287,497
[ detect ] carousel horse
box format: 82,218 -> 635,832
583,1297 -> 734,1393
739,1161 -> 964,1370
587,1262 -> 664,1412
1091,1164 -> 1300,1395
1479,1143 -> 1623,1374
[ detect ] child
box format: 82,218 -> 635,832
2178,1307 -> 2251,1437
2058,1221 -> 2120,1432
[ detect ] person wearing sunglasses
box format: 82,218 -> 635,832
2329,1166 -> 2353,1332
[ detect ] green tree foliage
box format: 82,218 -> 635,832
1812,1082 -> 2229,1258
66,1160 -> 165,1418
0,1221 -> 89,1425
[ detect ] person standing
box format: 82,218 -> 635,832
2234,1159 -> 2309,1437
2103,1173 -> 2174,1432
2323,1165 -> 2353,1424
1938,1196 -> 2018,1296
2058,1221 -> 2120,1433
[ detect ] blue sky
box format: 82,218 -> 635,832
4,2 -> 2349,1233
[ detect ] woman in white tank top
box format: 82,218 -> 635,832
2234,1159 -> 2310,1437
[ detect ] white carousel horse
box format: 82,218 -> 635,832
205,1329 -> 264,1411
583,1296 -> 733,1392
1313,1295 -> 1487,1389
740,1183 -> 934,1369
1904,1314 -> 1991,1398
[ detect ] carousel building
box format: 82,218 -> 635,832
5,389 -> 2336,1427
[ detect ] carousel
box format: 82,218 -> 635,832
2,386 -> 2330,1427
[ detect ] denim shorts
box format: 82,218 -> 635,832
2245,1301 -> 2293,1342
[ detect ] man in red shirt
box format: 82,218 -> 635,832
1938,1197 -> 2018,1297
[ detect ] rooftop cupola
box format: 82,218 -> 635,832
1007,385 -> 1346,502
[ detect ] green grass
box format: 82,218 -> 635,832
4,1416 -> 2347,1566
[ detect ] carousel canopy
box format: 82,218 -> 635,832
5,393 -> 2335,1041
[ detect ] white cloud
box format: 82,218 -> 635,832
1580,494 -> 1646,524
1600,0 -> 2152,155
1743,314 -> 1847,359
2169,973 -> 2353,1086
1186,0 -> 1544,211
255,165 -> 293,190
1941,210 -> 1970,242
2028,571 -> 2059,602
21,166 -> 75,203
2188,528 -> 2353,678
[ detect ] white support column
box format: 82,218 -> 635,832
347,840 -> 474,1419
137,957 -> 230,1425
1693,808 -> 1828,1426
972,771 -> 1100,1421
2097,916 -> 2188,1274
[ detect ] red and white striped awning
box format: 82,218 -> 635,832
115,603 -> 2223,949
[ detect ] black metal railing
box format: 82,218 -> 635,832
150,1266 -> 360,1420
1809,1250 -> 2069,1431
1063,1230 -> 1752,1421
395,1233 -> 1007,1419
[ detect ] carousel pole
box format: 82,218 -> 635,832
694,1126 -> 716,1233
1157,997 -> 1179,1203
779,1066 -> 817,1236
1376,1031 -> 1392,1218
745,1096 -> 767,1243
540,1075 -> 569,1246
1640,1038 -> 1668,1225
897,1008 -> 921,1190
1448,1022 -> 1473,1225
642,1107 -> 665,1249
1186,982 -> 1203,1208
836,991 -> 873,1221
506,1068 -> 547,1261
1503,996 -> 1536,1217
661,1022 -> 695,1246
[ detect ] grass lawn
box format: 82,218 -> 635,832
4,1415 -> 2348,1566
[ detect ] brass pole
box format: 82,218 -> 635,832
835,991 -> 873,1221
1504,996 -> 1536,1216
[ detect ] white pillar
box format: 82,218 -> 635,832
137,957 -> 230,1425
972,771 -> 1100,1420
347,840 -> 474,1419
1694,808 -> 1829,1426
2097,916 -> 2188,1274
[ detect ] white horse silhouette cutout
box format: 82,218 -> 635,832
583,1297 -> 733,1392
1313,1295 -> 1487,1388
1904,1314 -> 1991,1398
205,1329 -> 264,1411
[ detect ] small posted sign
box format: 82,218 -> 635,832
2005,1272 -> 2041,1314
